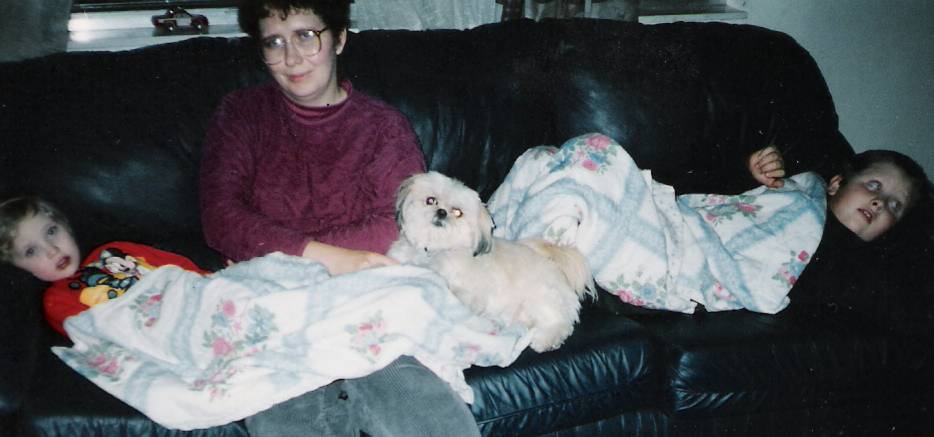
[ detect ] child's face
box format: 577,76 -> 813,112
10,213 -> 81,281
827,162 -> 912,241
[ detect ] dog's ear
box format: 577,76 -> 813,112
394,174 -> 418,230
473,203 -> 494,256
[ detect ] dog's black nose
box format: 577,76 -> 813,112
435,209 -> 447,219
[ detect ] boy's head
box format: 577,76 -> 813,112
827,150 -> 928,241
0,197 -> 80,281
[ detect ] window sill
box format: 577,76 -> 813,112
67,7 -> 243,52
69,24 -> 244,52
638,4 -> 747,24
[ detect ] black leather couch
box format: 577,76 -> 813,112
1,18 -> 932,436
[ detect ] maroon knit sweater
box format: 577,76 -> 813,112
199,81 -> 425,261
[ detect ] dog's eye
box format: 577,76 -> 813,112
425,197 -> 436,205
451,208 -> 463,218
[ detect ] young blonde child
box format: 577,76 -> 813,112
3,196 -> 491,437
0,196 -> 208,336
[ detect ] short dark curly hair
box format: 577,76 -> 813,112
238,0 -> 352,40
840,149 -> 929,213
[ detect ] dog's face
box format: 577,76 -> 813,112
395,171 -> 493,255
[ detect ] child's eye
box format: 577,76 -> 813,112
425,197 -> 436,205
47,225 -> 57,236
888,199 -> 902,214
865,180 -> 881,191
451,208 -> 463,218
23,247 -> 35,258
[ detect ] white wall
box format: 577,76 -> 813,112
739,0 -> 934,177
0,0 -> 71,62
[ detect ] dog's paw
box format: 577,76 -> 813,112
529,322 -> 574,352
387,238 -> 419,264
530,339 -> 563,353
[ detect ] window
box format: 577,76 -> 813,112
67,0 -> 744,52
72,1 -> 238,13
68,2 -> 244,52
639,0 -> 746,24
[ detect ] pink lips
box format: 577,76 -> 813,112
287,72 -> 308,83
858,208 -> 873,224
56,255 -> 71,270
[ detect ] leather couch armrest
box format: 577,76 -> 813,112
0,266 -> 45,415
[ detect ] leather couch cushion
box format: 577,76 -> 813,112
632,308 -> 893,417
465,303 -> 662,435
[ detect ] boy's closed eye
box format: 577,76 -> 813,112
887,199 -> 903,215
864,180 -> 905,216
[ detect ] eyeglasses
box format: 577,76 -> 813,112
260,27 -> 329,65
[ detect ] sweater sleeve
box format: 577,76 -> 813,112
305,113 -> 426,254
199,93 -> 312,261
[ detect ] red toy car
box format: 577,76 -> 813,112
152,7 -> 209,32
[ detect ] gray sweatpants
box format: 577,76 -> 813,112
245,355 -> 482,437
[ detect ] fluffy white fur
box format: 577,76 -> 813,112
388,171 -> 594,352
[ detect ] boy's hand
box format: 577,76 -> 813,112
748,145 -> 786,189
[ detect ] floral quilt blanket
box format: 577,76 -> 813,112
487,133 -> 826,313
53,253 -> 530,430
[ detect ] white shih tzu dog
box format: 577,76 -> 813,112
388,171 -> 594,352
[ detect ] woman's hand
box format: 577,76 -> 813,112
302,241 -> 398,276
748,145 -> 786,189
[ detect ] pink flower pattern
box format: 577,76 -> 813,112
72,342 -> 134,381
586,134 -> 612,150
346,311 -> 397,364
212,338 -> 234,357
614,289 -> 646,307
701,194 -> 762,225
195,300 -> 278,399
549,133 -> 620,174
773,250 -> 811,287
222,300 -> 237,317
606,274 -> 668,308
712,282 -> 733,301
452,342 -> 501,366
130,292 -> 164,329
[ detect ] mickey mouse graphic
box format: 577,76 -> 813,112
69,247 -> 157,307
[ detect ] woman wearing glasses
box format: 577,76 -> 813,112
200,0 -> 422,275
199,1 -> 479,436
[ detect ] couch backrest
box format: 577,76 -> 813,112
0,37 -> 264,249
0,19 -> 852,251
342,19 -> 854,196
